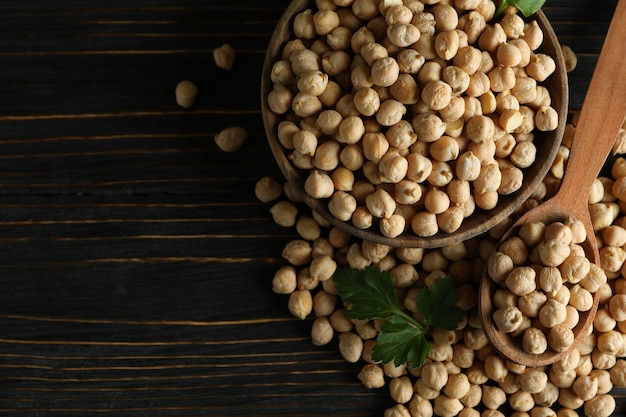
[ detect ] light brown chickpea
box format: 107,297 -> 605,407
377,99 -> 407,126
435,30 -> 460,61
412,113 -> 447,143
293,9 -> 316,39
397,48 -> 425,74
387,23 -> 421,47
522,327 -> 548,354
417,60 -> 443,85
488,66 -> 516,92
386,120 -> 417,149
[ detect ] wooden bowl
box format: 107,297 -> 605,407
261,0 -> 568,248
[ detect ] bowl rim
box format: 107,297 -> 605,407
261,1 -> 569,249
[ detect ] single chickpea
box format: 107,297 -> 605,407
493,306 -> 524,333
411,211 -> 438,237
319,80 -> 343,107
390,73 -> 420,105
371,56 -> 400,87
535,105 -> 559,131
478,23 -> 506,54
328,191 -> 357,221
215,126 -> 248,152
466,71 -> 491,97
561,44 -> 578,72
583,394 -> 616,417
539,298 -> 568,328
412,113 -> 447,142
314,140 -> 341,171
376,99 -> 407,126
526,53 -> 556,82
288,289 -> 313,319
504,266 -> 536,296
358,363 -> 385,388
435,30 -> 460,61
488,66 -> 516,92
212,43 -> 237,71
548,323 -> 575,353
522,327 -> 548,354
175,80 -> 198,108
394,180 -> 423,205
270,200 -> 298,227
305,169 -> 335,200
482,385 -> 507,410
417,60 -> 443,85
326,26 -> 352,50
397,48 -> 425,74
387,23 -> 421,47
474,163 -> 502,195
351,206 -> 373,229
466,115 -> 495,144
386,119 -> 417,149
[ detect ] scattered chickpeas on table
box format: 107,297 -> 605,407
253,114 -> 626,417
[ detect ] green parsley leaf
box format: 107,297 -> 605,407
373,316 -> 430,368
415,276 -> 465,331
333,266 -> 464,369
332,266 -> 403,321
494,0 -> 546,19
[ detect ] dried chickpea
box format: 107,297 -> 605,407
583,394 -> 616,417
311,316 -> 334,346
288,289 -> 313,319
213,43 -> 236,70
175,80 -> 198,108
215,126 -> 248,153
358,363 -> 386,388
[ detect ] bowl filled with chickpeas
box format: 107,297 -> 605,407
261,0 -> 568,249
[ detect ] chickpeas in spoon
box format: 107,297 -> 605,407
478,0 -> 626,367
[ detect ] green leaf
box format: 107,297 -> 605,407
494,0 -> 546,19
415,276 -> 465,331
372,316 -> 430,368
333,266 -> 402,320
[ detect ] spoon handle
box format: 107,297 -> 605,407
556,0 -> 626,203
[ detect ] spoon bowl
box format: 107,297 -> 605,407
479,0 -> 626,367
261,0 -> 568,249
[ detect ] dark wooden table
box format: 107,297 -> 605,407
0,1 -> 622,416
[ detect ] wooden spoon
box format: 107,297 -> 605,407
479,0 -> 626,367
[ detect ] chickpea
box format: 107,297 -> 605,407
397,48 -> 425,74
412,113 -> 447,142
583,394 -> 616,417
488,66 -> 516,92
175,80 -> 198,108
387,23 -> 421,47
386,120 -> 417,149
390,74 -> 420,105
548,324 -> 575,353
435,30 -> 460,61
214,126 -> 249,153
527,54 -> 556,82
535,105 -> 559,131
288,289 -> 313,319
358,363 -> 386,388
377,99 -> 407,126
270,200 -> 298,227
466,115 -> 495,144
522,327 -> 548,354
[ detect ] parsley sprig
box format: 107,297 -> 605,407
333,266 -> 464,368
494,0 -> 547,19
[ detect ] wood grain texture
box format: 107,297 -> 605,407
0,1 -> 623,416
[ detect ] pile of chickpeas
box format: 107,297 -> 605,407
487,218 -> 608,356
255,113 -> 626,417
266,0 -> 560,239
